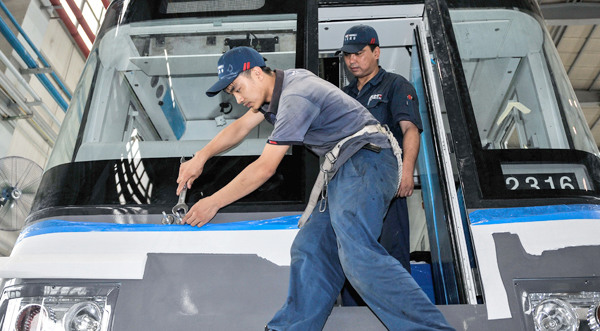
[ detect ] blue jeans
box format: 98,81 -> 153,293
267,148 -> 453,331
380,196 -> 411,271
341,196 -> 412,306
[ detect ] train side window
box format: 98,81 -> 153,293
448,8 -> 600,200
451,9 -> 597,155
45,52 -> 98,170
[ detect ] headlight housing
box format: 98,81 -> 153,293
532,298 -> 579,331
523,291 -> 600,331
588,301 -> 600,331
0,282 -> 119,331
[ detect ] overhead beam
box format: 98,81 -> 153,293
540,3 -> 600,26
576,90 -> 600,106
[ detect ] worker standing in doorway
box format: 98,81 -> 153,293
177,46 -> 452,331
338,24 -> 422,305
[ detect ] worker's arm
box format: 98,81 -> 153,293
397,120 -> 420,197
182,143 -> 290,227
177,109 -> 265,194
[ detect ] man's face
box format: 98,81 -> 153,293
343,45 -> 380,79
225,69 -> 266,110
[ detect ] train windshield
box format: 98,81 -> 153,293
452,9 -> 596,153
449,8 -> 600,198
32,1 -> 314,221
51,14 -> 297,164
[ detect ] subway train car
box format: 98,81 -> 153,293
1,0 -> 600,330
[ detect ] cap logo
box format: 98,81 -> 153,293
243,62 -> 251,71
344,33 -> 357,42
217,64 -> 224,75
370,37 -> 376,44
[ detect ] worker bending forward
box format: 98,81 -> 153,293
177,46 -> 453,331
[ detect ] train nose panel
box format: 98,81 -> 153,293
469,205 -> 600,328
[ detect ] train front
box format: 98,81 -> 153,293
426,0 -> 600,329
0,0 -> 318,330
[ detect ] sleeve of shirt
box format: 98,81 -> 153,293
267,94 -> 320,145
390,78 -> 423,133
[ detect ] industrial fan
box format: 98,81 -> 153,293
0,156 -> 43,231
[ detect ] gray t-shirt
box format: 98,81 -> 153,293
263,69 -> 390,174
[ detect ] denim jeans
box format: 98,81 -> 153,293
341,195 -> 412,306
267,148 -> 453,331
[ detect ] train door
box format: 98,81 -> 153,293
412,15 -> 478,306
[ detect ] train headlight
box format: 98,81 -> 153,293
533,298 -> 579,331
63,302 -> 102,331
523,291 -> 600,331
0,282 -> 119,331
15,304 -> 56,331
587,302 -> 600,331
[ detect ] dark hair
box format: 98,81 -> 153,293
241,66 -> 273,77
368,44 -> 378,52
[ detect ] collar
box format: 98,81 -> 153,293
348,66 -> 386,95
368,66 -> 386,86
266,69 -> 285,115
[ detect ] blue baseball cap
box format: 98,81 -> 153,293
339,25 -> 379,54
206,47 -> 266,97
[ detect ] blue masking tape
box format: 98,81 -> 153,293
469,204 -> 600,226
18,214 -> 301,242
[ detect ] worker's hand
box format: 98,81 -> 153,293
177,155 -> 205,195
396,172 -> 414,198
182,196 -> 220,227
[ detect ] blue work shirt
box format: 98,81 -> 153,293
343,67 -> 422,148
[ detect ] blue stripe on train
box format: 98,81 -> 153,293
18,214 -> 301,241
469,204 -> 600,226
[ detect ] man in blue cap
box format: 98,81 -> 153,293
339,24 -> 422,306
177,46 -> 453,331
